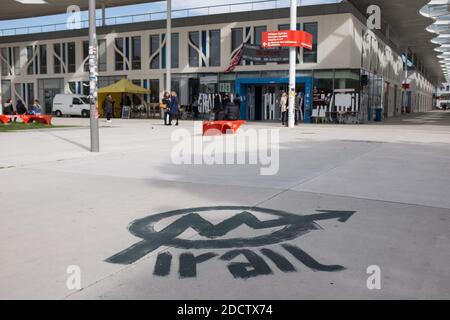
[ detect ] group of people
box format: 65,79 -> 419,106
2,99 -> 43,121
280,91 -> 304,126
161,91 -> 180,126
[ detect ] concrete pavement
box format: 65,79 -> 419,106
0,111 -> 449,299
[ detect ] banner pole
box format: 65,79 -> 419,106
288,0 -> 297,128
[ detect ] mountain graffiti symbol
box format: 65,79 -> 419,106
106,206 -> 355,265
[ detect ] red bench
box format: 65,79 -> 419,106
0,115 -> 11,124
21,115 -> 52,125
0,114 -> 52,125
203,120 -> 246,135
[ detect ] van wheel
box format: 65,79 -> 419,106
55,110 -> 62,117
82,110 -> 90,118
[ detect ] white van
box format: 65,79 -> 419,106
52,94 -> 91,117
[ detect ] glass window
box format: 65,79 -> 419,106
27,46 -> 34,75
68,42 -> 76,73
1,80 -> 11,105
334,70 -> 360,90
171,80 -> 180,96
303,22 -> 318,63
39,45 -> 47,74
254,26 -> 266,45
68,82 -> 76,94
54,44 -> 61,74
313,70 -> 334,92
189,31 -> 200,67
150,35 -> 160,69
231,28 -> 243,52
82,81 -> 90,96
83,41 -> 89,72
132,36 -> 141,70
150,79 -> 160,103
209,30 -> 221,67
1,48 -> 8,76
14,47 -> 21,75
171,33 -> 179,69
98,40 -> 107,72
254,26 -> 267,65
115,38 -> 124,71
27,83 -> 34,106
73,98 -> 83,105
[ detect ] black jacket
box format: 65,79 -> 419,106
16,102 -> 27,115
224,102 -> 240,120
103,98 -> 114,114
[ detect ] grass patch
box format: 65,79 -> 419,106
0,122 -> 71,132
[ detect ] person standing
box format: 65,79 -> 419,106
169,91 -> 180,126
162,92 -> 171,125
280,91 -> 288,126
225,98 -> 240,121
102,94 -> 114,123
295,92 -> 304,125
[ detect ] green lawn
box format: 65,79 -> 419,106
0,122 -> 70,132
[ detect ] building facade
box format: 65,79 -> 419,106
0,2 -> 436,122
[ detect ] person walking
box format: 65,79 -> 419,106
280,91 -> 288,126
102,94 -> 114,123
169,91 -> 180,126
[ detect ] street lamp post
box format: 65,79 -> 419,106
89,0 -> 100,152
288,0 -> 297,128
166,0 -> 172,93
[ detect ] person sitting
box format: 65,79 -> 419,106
224,98 -> 240,121
3,99 -> 14,115
16,100 -> 27,115
29,100 -> 43,115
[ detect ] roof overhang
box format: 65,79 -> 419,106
0,0 -> 159,21
349,0 -> 443,84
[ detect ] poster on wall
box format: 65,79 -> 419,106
219,83 -> 231,93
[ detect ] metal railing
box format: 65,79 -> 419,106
0,0 -> 340,37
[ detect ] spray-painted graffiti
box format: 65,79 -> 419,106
106,206 -> 355,279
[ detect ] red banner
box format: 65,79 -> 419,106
262,30 -> 313,50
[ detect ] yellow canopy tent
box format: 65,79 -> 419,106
98,79 -> 150,118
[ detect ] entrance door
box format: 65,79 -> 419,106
44,89 -> 60,114
254,86 -> 263,121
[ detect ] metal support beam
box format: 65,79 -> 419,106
166,0 -> 172,93
89,0 -> 100,152
102,3 -> 106,27
288,0 -> 297,128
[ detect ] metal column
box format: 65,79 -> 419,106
89,0 -> 100,152
166,0 -> 172,93
288,0 -> 297,128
